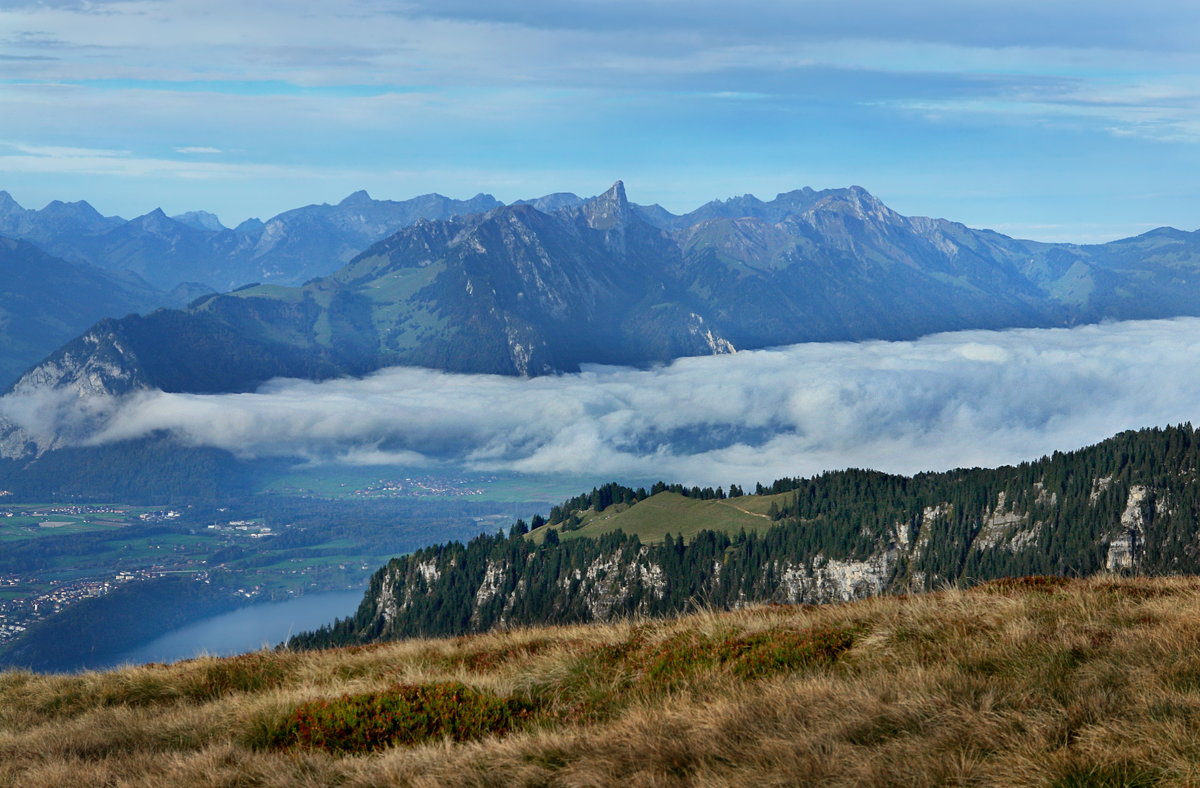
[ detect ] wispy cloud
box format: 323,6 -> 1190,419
7,318 -> 1200,488
886,74 -> 1200,143
5,142 -> 130,158
174,146 -> 221,154
0,141 -> 329,180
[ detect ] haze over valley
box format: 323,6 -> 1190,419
6,316 -> 1200,489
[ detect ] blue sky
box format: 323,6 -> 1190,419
2,0 -> 1199,241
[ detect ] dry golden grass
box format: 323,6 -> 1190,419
7,576 -> 1200,786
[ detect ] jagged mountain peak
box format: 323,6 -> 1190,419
40,199 -> 105,220
338,190 -> 373,207
131,207 -> 178,230
716,193 -> 766,208
234,217 -> 265,235
514,192 -> 585,213
171,210 -> 225,233
597,180 -> 628,207
580,181 -> 631,231
807,185 -> 898,224
773,186 -> 817,201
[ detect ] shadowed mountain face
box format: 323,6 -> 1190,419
6,181 -> 1200,461
0,236 -> 186,389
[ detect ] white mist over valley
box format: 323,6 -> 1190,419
8,316 -> 1199,488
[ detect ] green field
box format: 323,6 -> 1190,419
255,465 -> 637,506
0,517 -> 126,541
530,490 -> 795,544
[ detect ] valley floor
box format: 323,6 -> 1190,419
3,576 -> 1199,786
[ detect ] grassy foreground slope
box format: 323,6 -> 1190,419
4,576 -> 1200,786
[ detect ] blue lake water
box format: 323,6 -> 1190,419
99,590 -> 364,669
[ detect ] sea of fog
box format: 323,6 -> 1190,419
8,316 -> 1200,488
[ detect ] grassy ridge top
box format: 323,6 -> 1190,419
4,576 -> 1200,786
529,490 -> 793,544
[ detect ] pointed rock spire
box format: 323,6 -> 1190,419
581,180 -> 630,230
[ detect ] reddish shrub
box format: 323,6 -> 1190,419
641,625 -> 858,686
263,682 -> 536,754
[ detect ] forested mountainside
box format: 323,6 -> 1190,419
14,181 -> 1200,414
292,425 -> 1199,648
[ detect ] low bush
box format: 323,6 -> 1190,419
643,625 -> 858,686
259,681 -> 537,754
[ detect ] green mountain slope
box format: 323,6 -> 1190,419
531,490 -> 788,544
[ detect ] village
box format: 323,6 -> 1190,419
352,475 -> 487,498
0,570 -> 161,644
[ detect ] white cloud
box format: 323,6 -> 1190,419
0,139 -> 357,181
6,142 -> 130,158
6,318 -> 1200,488
174,146 -> 221,154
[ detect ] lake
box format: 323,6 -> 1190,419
99,589 -> 364,669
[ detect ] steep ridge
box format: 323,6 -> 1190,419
293,425 -> 1200,647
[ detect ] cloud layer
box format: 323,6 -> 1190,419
6,318 -> 1199,488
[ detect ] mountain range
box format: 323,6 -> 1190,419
0,188 -> 506,292
6,180 -> 1200,466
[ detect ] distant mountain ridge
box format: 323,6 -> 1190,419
0,188 -> 506,292
6,180 -> 1200,461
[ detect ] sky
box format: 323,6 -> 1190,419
7,317 -> 1200,488
2,0 -> 1200,242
